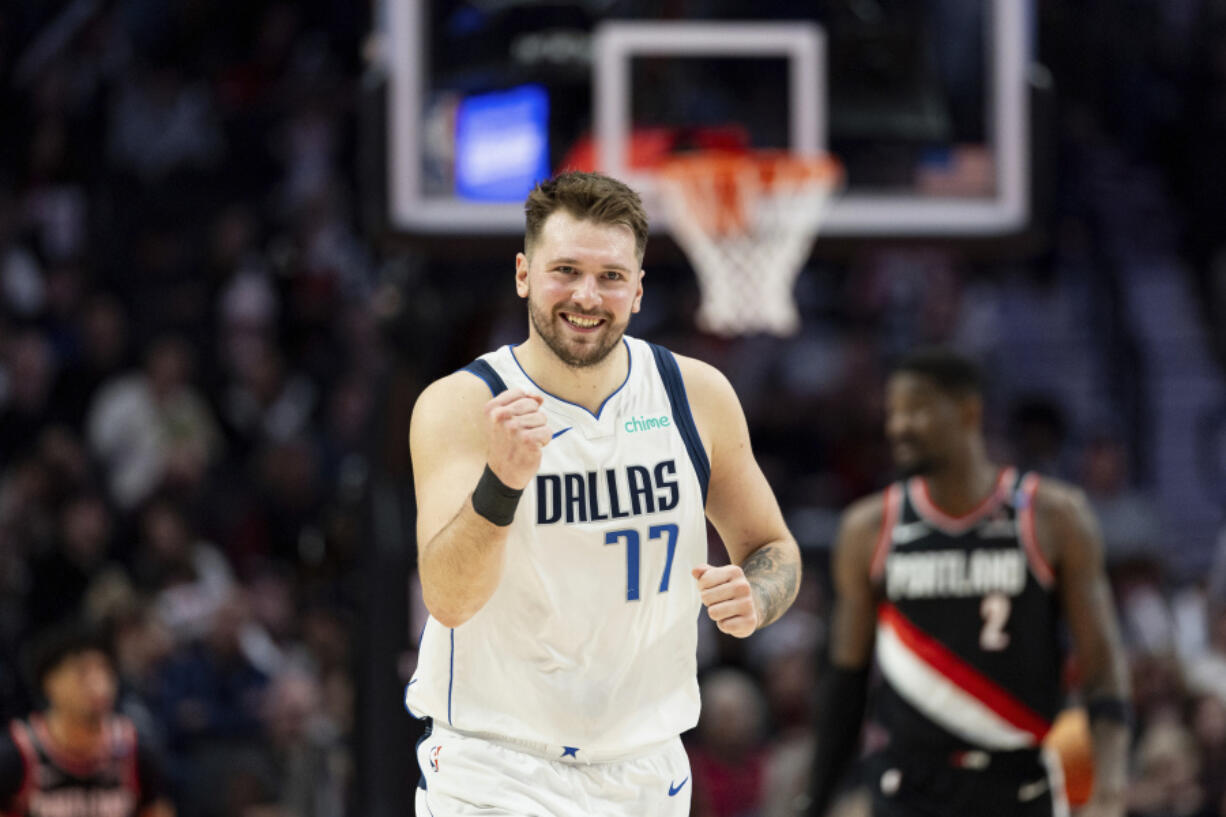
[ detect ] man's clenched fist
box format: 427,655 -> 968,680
484,389 -> 550,490
693,563 -> 760,638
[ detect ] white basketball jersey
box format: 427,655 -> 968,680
405,336 -> 710,758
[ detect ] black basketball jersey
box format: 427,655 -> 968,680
868,468 -> 1063,754
2,714 -> 147,817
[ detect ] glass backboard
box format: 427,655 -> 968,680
386,0 -> 1030,237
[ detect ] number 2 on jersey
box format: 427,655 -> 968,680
605,524 -> 679,601
979,592 -> 1012,650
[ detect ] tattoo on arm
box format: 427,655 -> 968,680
741,542 -> 801,628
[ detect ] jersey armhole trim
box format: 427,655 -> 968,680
1018,473 -> 1055,587
9,721 -> 36,812
117,717 -> 140,803
461,360 -> 508,396
647,344 -> 711,506
870,484 -> 903,580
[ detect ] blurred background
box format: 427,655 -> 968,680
2,0 -> 1226,815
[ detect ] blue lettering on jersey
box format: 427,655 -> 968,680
627,465 -> 654,515
536,460 -> 680,525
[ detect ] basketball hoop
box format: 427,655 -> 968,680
656,151 -> 842,336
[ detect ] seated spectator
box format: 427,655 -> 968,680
25,491 -> 116,634
0,330 -> 56,464
1128,710 -> 1206,817
1081,432 -> 1162,565
1186,603 -> 1226,708
133,499 -> 235,646
689,668 -> 769,817
87,336 -> 222,510
154,592 -> 270,759
261,669 -> 348,817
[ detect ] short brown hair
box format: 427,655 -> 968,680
524,171 -> 648,262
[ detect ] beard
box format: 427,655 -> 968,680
527,291 -> 628,368
894,457 -> 937,479
891,439 -> 941,479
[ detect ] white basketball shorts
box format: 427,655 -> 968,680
414,722 -> 692,816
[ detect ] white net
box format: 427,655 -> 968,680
657,152 -> 841,336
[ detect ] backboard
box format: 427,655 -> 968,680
386,0 -> 1030,237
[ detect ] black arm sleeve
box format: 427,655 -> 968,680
0,729 -> 28,810
805,665 -> 870,817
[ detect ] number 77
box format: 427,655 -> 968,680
604,523 -> 680,601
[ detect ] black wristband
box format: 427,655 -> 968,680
1086,696 -> 1133,729
471,465 -> 523,526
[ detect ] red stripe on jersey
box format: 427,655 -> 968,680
879,602 -> 1052,742
1018,473 -> 1055,587
910,467 -> 1016,534
870,485 -> 904,580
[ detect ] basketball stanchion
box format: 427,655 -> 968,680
656,151 -> 842,336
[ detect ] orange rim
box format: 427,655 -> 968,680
658,151 -> 842,235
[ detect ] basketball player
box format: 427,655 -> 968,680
405,171 -> 802,816
805,349 -> 1131,817
0,622 -> 174,817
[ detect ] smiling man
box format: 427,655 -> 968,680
405,171 -> 801,816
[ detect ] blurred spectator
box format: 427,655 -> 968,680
1192,695 -> 1226,816
25,491 -> 115,634
246,437 -> 325,566
33,425 -> 94,513
1186,604 -> 1226,709
0,455 -> 56,571
106,595 -> 175,756
0,330 -> 57,464
1008,396 -> 1071,479
751,610 -> 820,817
0,190 -> 44,319
689,668 -> 769,817
1132,651 -> 1190,737
318,372 -> 372,498
107,62 -> 224,182
219,339 -> 317,452
49,293 -> 132,430
87,335 -> 222,510
154,591 -> 270,800
261,670 -> 348,817
1081,432 -> 1163,565
1128,711 -> 1207,817
133,499 -> 236,646
1209,528 -> 1226,610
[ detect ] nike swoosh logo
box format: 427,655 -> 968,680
552,427 -> 573,439
668,777 -> 689,797
1017,778 -> 1049,801
892,521 -> 930,545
